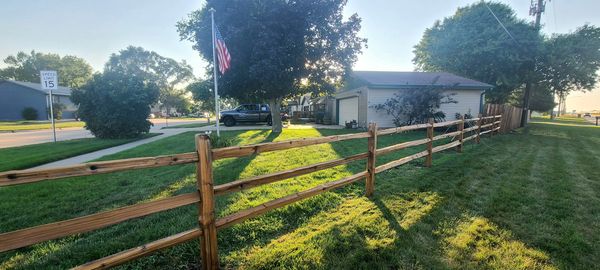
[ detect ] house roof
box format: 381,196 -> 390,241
351,71 -> 493,90
1,80 -> 72,96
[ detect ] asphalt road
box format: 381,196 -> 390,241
0,119 -> 209,148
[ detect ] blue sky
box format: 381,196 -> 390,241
1,0 -> 598,110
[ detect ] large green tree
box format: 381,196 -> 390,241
537,24 -> 600,116
0,51 -> 93,88
413,2 -> 541,103
105,46 -> 195,115
178,0 -> 366,132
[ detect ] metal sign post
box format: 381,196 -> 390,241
40,70 -> 58,142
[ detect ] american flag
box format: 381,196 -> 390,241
215,27 -> 231,74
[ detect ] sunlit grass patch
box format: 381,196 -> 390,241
377,191 -> 442,230
234,197 -> 397,269
438,216 -> 556,270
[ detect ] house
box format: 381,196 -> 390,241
286,93 -> 335,122
334,71 -> 493,128
0,80 -> 77,120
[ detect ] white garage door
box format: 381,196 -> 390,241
338,97 -> 359,125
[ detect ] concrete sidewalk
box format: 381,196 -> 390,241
33,124 -> 344,169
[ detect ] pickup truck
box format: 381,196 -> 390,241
220,104 -> 274,127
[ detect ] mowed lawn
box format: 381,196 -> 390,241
0,121 -> 86,132
0,135 -> 157,172
1,121 -> 599,269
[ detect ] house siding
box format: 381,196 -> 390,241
0,82 -> 48,120
0,81 -> 76,120
366,88 -> 483,128
439,89 -> 483,119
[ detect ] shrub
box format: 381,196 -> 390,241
370,87 -> 456,126
21,107 -> 38,120
71,71 -> 159,138
206,132 -> 234,148
47,103 -> 65,120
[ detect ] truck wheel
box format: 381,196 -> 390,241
224,117 -> 236,127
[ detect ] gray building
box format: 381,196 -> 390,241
0,80 -> 77,121
334,71 -> 493,128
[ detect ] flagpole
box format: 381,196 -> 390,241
210,8 -> 221,136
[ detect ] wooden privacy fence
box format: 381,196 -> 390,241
0,114 -> 502,270
485,103 -> 523,133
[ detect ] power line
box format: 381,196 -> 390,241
483,2 -> 519,44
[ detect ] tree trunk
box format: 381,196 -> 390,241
269,98 -> 283,133
557,94 -> 562,117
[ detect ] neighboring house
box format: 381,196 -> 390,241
286,93 -> 335,121
334,71 -> 493,128
286,93 -> 312,117
0,80 -> 77,120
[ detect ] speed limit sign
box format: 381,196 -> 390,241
40,70 -> 58,90
40,70 -> 58,142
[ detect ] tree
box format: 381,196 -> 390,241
0,51 -> 93,88
413,2 -> 541,103
509,86 -> 556,113
370,82 -> 457,126
178,0 -> 366,132
105,46 -> 195,111
187,80 -> 215,114
71,71 -> 159,138
186,79 -> 238,116
161,88 -> 194,115
537,25 -> 600,115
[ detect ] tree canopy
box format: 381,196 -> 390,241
413,2 -> 541,103
105,46 -> 195,114
537,25 -> 600,101
0,51 -> 93,88
414,2 -> 600,112
177,0 -> 366,131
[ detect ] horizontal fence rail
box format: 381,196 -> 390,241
0,114 -> 505,270
212,132 -> 370,160
0,192 -> 200,252
0,152 -> 198,187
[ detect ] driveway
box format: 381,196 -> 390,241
0,119 -> 207,148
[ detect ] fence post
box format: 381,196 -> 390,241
425,118 -> 434,167
476,114 -> 482,144
365,122 -> 377,197
457,115 -> 464,153
195,134 -> 219,270
491,115 -> 497,137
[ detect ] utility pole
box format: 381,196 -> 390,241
521,0 -> 547,127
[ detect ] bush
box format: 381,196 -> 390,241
206,132 -> 234,148
47,103 -> 65,120
370,88 -> 456,126
71,71 -> 159,138
21,107 -> 38,120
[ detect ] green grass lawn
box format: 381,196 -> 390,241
0,121 -> 86,132
1,121 -> 599,269
531,116 -> 595,126
0,134 -> 158,172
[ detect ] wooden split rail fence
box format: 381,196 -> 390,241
0,114 -> 503,270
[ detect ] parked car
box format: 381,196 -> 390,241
584,113 -> 591,117
219,104 -> 288,127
